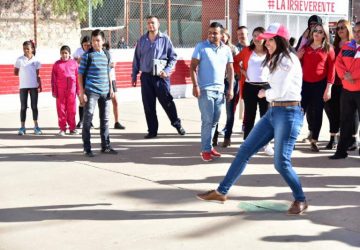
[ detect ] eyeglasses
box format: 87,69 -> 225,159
336,26 -> 346,31
313,29 -> 324,34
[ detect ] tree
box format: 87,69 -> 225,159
38,0 -> 103,21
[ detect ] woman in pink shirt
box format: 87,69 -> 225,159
51,46 -> 79,136
298,23 -> 335,152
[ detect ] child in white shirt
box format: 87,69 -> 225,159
14,40 -> 42,135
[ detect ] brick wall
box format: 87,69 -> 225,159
202,0 -> 240,44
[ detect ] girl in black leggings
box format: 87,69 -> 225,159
14,40 -> 42,135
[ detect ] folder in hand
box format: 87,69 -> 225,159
152,59 -> 167,76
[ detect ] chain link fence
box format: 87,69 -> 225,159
82,0 -> 205,48
1,0 -> 230,50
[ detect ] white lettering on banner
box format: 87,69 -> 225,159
246,0 -> 348,16
273,0 -> 335,12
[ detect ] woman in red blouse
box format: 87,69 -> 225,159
298,23 -> 335,152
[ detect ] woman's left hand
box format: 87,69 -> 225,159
323,83 -> 332,102
226,89 -> 234,101
257,89 -> 266,98
37,77 -> 42,92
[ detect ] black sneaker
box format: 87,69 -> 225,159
176,126 -> 186,135
76,122 -> 83,129
101,147 -> 118,154
212,137 -> 218,147
114,122 -> 126,129
348,141 -> 358,151
310,142 -> 319,152
83,150 -> 95,157
144,133 -> 157,139
325,139 -> 337,149
329,153 -> 347,160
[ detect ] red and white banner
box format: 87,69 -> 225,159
246,0 -> 348,16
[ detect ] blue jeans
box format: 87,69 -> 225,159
198,90 -> 225,152
217,105 -> 306,202
82,91 -> 111,151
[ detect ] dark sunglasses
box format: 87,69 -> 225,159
336,26 -> 346,31
313,29 -> 324,34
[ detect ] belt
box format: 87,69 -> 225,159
247,81 -> 268,86
270,101 -> 300,107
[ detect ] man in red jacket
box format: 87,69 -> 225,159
330,21 -> 360,159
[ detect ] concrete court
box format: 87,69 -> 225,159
0,96 -> 359,250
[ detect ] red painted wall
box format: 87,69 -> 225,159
0,60 -> 191,95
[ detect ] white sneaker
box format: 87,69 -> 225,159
57,130 -> 66,136
263,144 -> 274,156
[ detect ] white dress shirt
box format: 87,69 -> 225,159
265,52 -> 302,102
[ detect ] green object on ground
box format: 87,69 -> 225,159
238,200 -> 288,212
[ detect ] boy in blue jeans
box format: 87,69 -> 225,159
78,29 -> 117,157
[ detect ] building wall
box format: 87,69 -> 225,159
0,0 -> 80,50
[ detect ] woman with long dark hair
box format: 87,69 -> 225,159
234,26 -> 273,155
297,23 -> 335,152
197,24 -> 308,215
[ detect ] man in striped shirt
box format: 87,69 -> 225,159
78,29 -> 116,157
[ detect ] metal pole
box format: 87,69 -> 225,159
126,0 -> 130,45
33,0 -> 37,45
167,0 -> 171,37
225,0 -> 230,30
149,0 -> 152,15
140,0 -> 143,35
88,0 -> 93,28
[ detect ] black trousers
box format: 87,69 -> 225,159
20,88 -> 38,122
140,73 -> 181,135
324,85 -> 359,135
336,90 -> 360,155
243,82 -> 268,139
324,84 -> 342,134
301,79 -> 327,141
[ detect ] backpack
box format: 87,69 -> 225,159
82,48 -> 111,87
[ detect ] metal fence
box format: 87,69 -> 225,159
83,0 -> 205,48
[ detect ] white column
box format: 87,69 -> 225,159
88,0 -> 93,28
239,0 -> 247,26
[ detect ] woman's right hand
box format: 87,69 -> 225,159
257,89 -> 266,99
192,86 -> 200,98
297,48 -> 305,59
240,69 -> 248,81
79,93 -> 87,105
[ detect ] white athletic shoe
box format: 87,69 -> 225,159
263,144 -> 274,156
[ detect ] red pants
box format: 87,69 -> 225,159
56,88 -> 76,131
